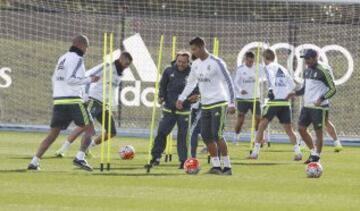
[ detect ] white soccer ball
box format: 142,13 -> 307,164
119,145 -> 135,160
305,162 -> 323,178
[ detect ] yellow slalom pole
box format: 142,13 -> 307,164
106,33 -> 114,171
100,33 -> 108,172
213,37 -> 218,56
146,35 -> 164,173
171,36 -> 177,59
168,36 -> 177,162
165,36 -> 177,162
249,42 -> 262,154
213,37 -> 219,56
215,38 -> 219,56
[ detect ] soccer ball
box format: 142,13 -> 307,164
119,145 -> 135,160
305,162 -> 323,178
184,158 -> 200,175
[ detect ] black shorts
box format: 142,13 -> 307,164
262,104 -> 291,124
236,99 -> 261,116
50,103 -> 92,130
200,103 -> 227,143
298,107 -> 329,129
87,98 -> 117,135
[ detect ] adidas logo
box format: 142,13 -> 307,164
87,33 -> 159,108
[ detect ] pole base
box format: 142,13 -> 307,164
144,164 -> 152,173
268,142 -> 271,147
107,163 -> 110,171
207,155 -> 210,164
249,150 -> 253,155
169,154 -> 172,162
165,154 -> 168,162
100,163 -> 104,172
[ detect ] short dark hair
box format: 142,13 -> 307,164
245,51 -> 255,59
189,37 -> 205,47
121,51 -> 133,62
262,49 -> 275,61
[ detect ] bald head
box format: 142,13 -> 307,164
72,34 -> 89,54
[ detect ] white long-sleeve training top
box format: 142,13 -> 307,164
178,54 -> 235,107
86,62 -> 121,109
52,50 -> 91,103
233,64 -> 266,100
264,62 -> 295,100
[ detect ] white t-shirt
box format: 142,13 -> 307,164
233,64 -> 266,99
178,54 -> 235,107
265,62 -> 295,100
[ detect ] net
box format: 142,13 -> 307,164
0,0 -> 359,137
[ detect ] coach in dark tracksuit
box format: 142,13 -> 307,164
150,51 -> 199,168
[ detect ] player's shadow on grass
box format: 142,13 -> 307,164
91,172 -> 181,176
232,161 -> 299,166
262,149 -> 294,153
11,156 -> 64,160
0,169 -> 28,173
93,166 -> 142,171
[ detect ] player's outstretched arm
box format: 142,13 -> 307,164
66,57 -> 99,85
177,67 -> 198,106
217,59 -> 236,114
321,68 -> 336,100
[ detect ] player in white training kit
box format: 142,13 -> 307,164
249,49 -> 302,161
28,35 -> 100,171
54,52 -> 133,158
176,37 -> 236,175
233,51 -> 266,145
287,50 -> 337,164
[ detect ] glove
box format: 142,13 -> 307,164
268,89 -> 275,100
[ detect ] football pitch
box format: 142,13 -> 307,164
0,131 -> 359,211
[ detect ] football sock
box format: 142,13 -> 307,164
30,156 -> 40,166
296,135 -> 301,145
310,148 -> 319,157
90,140 -> 96,147
76,151 -> 85,160
223,155 -> 232,168
233,133 -> 239,142
211,157 -> 221,167
253,143 -> 261,155
334,139 -> 342,146
58,140 -> 72,153
294,144 -> 301,154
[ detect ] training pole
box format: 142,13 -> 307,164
167,35 -> 177,162
249,42 -> 262,154
106,33 -> 114,171
100,33 -> 108,172
146,35 -> 165,173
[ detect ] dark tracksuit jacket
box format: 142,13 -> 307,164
151,63 -> 198,162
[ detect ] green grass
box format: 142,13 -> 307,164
0,131 -> 360,210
